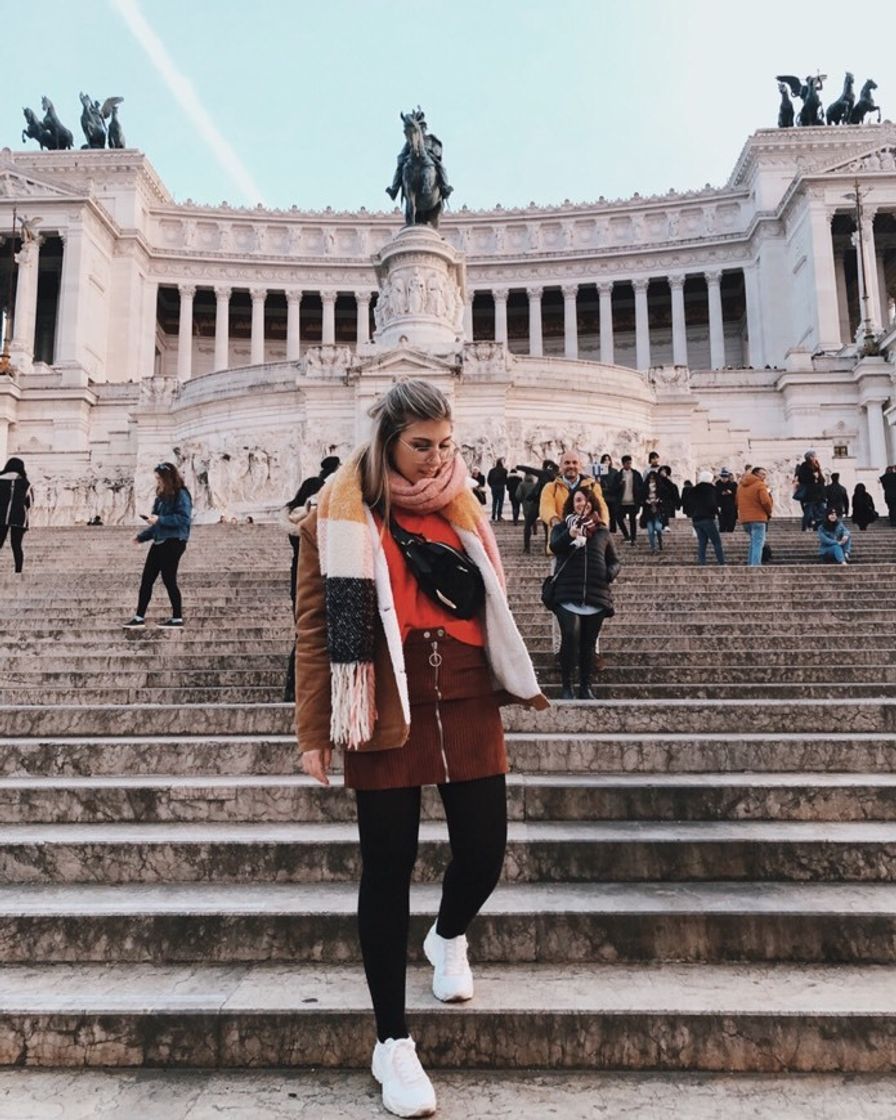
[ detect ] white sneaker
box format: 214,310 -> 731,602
423,923 -> 474,1002
371,1036 -> 437,1118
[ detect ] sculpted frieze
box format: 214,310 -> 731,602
301,344 -> 353,378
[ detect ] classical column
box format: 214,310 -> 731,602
860,210 -> 881,333
562,283 -> 578,359
527,285 -> 543,357
807,203 -> 841,350
55,222 -> 85,371
834,252 -> 850,344
705,270 -> 726,369
597,280 -> 614,364
493,288 -> 508,345
866,399 -> 888,468
356,291 -> 371,345
633,278 -> 651,370
463,293 -> 473,341
669,273 -> 688,366
876,250 -> 891,327
214,285 -> 231,372
140,278 -> 159,380
250,287 -> 266,365
286,289 -> 302,360
176,284 -> 195,381
9,235 -> 41,371
321,290 -> 337,345
742,263 -> 764,369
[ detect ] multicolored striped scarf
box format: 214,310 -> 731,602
316,450 -> 504,749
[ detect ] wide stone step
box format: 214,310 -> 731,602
1,699 -> 892,737
5,1069 -> 895,1120
3,771 -> 894,824
2,819 -> 896,884
6,731 -> 896,778
0,961 -> 893,1070
3,881 -> 896,966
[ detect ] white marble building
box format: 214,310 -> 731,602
1,123 -> 895,523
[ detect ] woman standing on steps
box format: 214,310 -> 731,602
295,379 -> 547,1119
123,462 -> 192,628
549,486 -> 619,699
0,457 -> 33,574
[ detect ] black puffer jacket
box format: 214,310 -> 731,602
688,481 -> 719,521
548,520 -> 619,615
0,472 -> 32,530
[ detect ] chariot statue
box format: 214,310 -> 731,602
386,107 -> 453,228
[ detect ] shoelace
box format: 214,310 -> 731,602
442,936 -> 468,976
391,1040 -> 428,1085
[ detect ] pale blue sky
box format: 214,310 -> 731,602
7,0 -> 896,212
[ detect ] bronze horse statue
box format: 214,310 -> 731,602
850,80 -> 881,124
776,73 -> 825,126
22,108 -> 53,149
397,111 -> 443,228
39,97 -> 74,150
826,72 -> 855,125
79,92 -> 107,148
777,82 -> 795,128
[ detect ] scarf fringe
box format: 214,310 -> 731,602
330,661 -> 377,749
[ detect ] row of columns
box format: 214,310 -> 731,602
174,285 -> 374,381
488,271 -> 730,369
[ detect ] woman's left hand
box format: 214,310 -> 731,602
147,515 -> 159,526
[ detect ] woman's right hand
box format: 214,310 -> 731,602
302,748 -> 332,786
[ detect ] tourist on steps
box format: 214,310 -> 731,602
851,483 -> 878,531
486,458 -> 508,522
295,379 -> 547,1120
715,468 -> 738,533
735,466 -> 773,567
818,506 -> 852,565
825,472 -> 849,518
123,462 -> 192,628
689,470 -> 726,565
658,465 -> 681,531
282,455 -> 341,703
539,450 -> 608,556
609,455 -> 643,546
0,457 -> 32,574
795,450 -> 826,531
516,460 -> 556,553
506,467 -> 523,524
548,485 -> 619,699
880,465 -> 896,526
639,469 -> 666,554
595,454 -> 621,532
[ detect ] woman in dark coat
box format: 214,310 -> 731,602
486,459 -> 508,522
548,485 -> 619,700
658,465 -> 681,525
851,483 -> 878,530
716,469 -> 738,532
0,457 -> 33,573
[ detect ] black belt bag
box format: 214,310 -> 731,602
388,516 -> 486,620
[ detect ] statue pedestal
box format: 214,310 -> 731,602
372,226 -> 466,352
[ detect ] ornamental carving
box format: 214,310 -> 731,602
301,344 -> 353,378
461,341 -> 512,377
138,375 -> 180,407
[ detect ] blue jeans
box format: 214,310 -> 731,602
820,539 -> 852,563
645,516 -> 663,551
490,489 -> 505,520
742,521 -> 766,566
694,518 -> 725,565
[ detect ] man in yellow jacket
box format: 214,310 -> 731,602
539,450 -> 609,553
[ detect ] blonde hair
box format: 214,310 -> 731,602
360,379 -> 453,521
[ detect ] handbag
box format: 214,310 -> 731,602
540,552 -> 575,610
388,516 -> 486,620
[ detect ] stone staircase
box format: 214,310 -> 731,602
1,520 -> 896,1084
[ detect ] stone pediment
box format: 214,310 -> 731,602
817,145 -> 896,176
0,162 -> 80,201
351,344 -> 461,379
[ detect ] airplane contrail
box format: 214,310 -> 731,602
110,0 -> 267,206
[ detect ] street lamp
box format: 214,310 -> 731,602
842,179 -> 878,355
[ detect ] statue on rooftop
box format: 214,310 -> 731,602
386,107 -> 452,228
776,83 -> 794,128
850,80 -> 880,125
775,73 -> 826,126
79,93 -> 107,148
826,72 -> 855,125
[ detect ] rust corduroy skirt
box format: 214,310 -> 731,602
343,628 -> 507,791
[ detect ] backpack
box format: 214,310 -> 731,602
761,542 -> 773,564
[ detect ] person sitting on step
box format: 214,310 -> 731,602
549,485 -> 619,700
818,506 -> 852,565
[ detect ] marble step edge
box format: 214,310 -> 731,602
1,962 -> 895,1072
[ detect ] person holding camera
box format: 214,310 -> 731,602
548,485 -> 619,700
295,379 -> 547,1119
123,462 -> 192,628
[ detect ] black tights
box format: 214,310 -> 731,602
137,539 -> 186,617
556,605 -> 606,687
0,526 -> 25,572
355,774 -> 507,1042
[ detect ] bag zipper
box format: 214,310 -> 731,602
429,638 -> 449,782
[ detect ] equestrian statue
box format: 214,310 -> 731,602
850,80 -> 881,125
776,73 -> 826,126
775,71 -> 882,128
386,107 -> 453,229
826,72 -> 855,125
